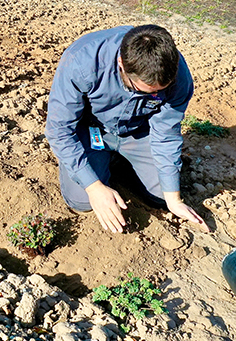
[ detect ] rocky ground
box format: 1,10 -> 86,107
0,262 -> 126,340
1,0 -> 236,340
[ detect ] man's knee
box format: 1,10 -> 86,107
59,162 -> 92,212
61,192 -> 92,212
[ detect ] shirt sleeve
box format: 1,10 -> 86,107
45,49 -> 99,189
149,57 -> 194,193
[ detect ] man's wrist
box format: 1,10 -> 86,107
85,180 -> 103,194
163,191 -> 182,205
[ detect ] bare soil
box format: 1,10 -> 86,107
1,0 -> 236,340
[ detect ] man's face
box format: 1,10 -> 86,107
118,57 -> 169,96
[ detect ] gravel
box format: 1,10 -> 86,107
0,264 -> 123,341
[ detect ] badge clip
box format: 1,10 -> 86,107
89,127 -> 105,150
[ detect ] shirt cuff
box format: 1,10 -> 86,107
71,163 -> 99,189
159,172 -> 180,193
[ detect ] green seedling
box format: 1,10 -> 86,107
138,0 -> 157,14
93,273 -> 166,333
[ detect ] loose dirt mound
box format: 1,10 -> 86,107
1,0 -> 236,340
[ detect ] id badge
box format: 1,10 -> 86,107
89,127 -> 105,150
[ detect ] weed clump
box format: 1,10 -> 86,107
182,114 -> 230,137
92,272 -> 166,333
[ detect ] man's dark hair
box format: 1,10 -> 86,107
120,25 -> 179,86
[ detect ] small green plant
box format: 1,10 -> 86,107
7,213 -> 55,250
181,114 -> 230,137
92,273 -> 166,333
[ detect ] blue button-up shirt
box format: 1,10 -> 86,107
45,26 -> 193,192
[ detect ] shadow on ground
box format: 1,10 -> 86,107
43,272 -> 90,298
0,248 -> 30,276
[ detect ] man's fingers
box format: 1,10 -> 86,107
113,191 -> 127,210
110,205 -> 126,229
199,220 -> 211,232
170,204 -> 210,233
87,183 -> 126,233
105,205 -> 125,233
186,207 -> 211,232
97,212 -> 118,233
191,212 -> 210,232
95,212 -> 108,231
95,208 -> 124,233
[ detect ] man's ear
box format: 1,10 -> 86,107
118,56 -> 123,69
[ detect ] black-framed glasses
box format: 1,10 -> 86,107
128,77 -> 158,96
119,66 -> 160,95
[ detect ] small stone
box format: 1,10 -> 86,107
136,319 -> 148,339
0,273 -> 5,281
192,244 -> 208,259
36,98 -> 47,111
45,296 -> 57,307
7,274 -> 25,287
195,157 -> 202,165
77,306 -> 93,319
90,324 -> 108,341
53,322 -> 83,338
40,301 -> 51,311
28,274 -> 46,286
224,171 -> 235,181
197,165 -> 204,173
205,183 -> 215,192
14,292 -> 38,327
43,313 -> 54,330
0,314 -> 12,325
215,182 -> 223,191
54,300 -> 70,323
0,280 -> 18,300
204,145 -> 211,150
0,332 -> 9,341
193,183 -> 207,193
26,329 -> 33,336
51,291 -> 59,298
165,212 -> 174,221
0,298 -> 10,309
196,172 -> 203,180
188,147 -> 195,153
190,171 -> 197,181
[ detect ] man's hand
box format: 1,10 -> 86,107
164,191 -> 210,232
85,180 -> 127,233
